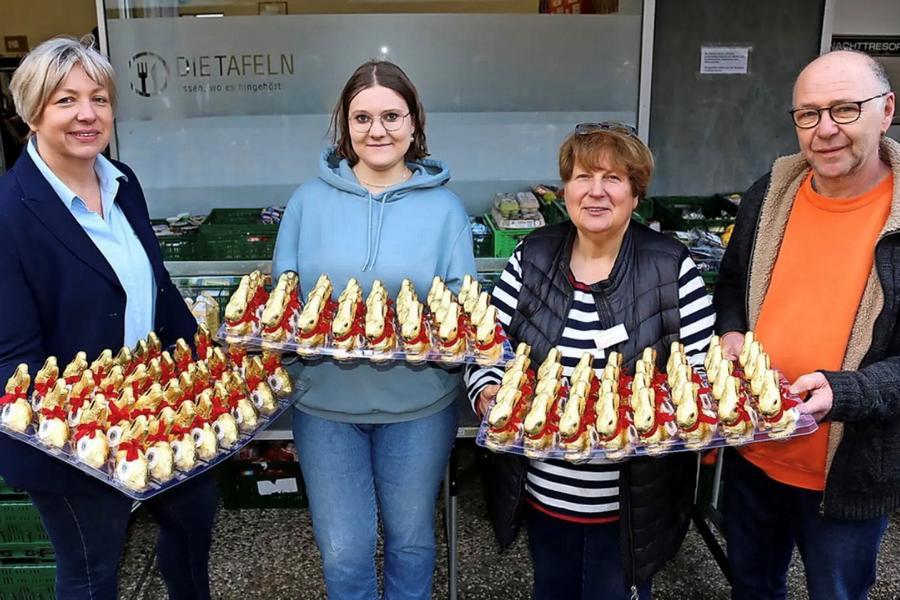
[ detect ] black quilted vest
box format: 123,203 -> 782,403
483,221 -> 697,589
509,220 -> 684,370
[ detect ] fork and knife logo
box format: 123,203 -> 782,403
128,52 -> 169,97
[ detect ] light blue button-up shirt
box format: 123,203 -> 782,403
28,139 -> 156,347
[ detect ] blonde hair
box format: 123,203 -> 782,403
559,129 -> 655,199
10,36 -> 116,128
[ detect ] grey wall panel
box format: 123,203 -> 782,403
649,0 -> 825,196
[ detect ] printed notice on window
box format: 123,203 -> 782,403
699,46 -> 751,75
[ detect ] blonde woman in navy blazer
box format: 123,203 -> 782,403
0,37 -> 218,600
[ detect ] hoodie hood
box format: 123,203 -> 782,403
318,146 -> 450,198
317,146 -> 452,270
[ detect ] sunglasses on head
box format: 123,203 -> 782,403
574,121 -> 639,138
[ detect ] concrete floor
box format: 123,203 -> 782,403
117,442 -> 900,599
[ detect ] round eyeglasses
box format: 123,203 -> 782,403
349,111 -> 411,133
789,91 -> 891,129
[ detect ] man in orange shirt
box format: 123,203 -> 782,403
714,50 -> 897,600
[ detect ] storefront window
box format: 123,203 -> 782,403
100,0 -> 646,217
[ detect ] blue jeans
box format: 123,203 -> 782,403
723,450 -> 888,600
293,402 -> 458,600
28,472 -> 218,600
525,504 -> 652,600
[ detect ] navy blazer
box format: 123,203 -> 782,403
0,150 -> 197,493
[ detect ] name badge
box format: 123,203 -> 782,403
594,324 -> 629,352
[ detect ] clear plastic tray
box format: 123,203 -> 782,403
217,324 -> 515,367
476,370 -> 818,462
0,397 -> 292,501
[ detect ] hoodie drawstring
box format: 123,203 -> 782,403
362,192 -> 389,271
369,195 -> 388,271
362,192 -> 374,271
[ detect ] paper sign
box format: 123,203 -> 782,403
257,478 -> 299,496
700,46 -> 751,75
594,324 -> 629,351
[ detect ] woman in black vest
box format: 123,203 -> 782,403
466,123 -> 715,599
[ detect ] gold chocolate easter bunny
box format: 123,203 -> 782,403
1,364 -> 33,433
36,379 -> 69,448
61,351 -> 88,385
73,395 -> 111,469
114,419 -> 149,491
145,417 -> 175,482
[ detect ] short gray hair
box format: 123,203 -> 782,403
799,49 -> 893,91
836,49 -> 892,90
10,36 -> 116,128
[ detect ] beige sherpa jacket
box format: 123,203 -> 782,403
745,136 -> 900,480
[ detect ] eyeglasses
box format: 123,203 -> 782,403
349,111 -> 411,133
789,91 -> 891,129
574,121 -> 639,138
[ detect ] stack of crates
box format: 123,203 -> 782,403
198,209 -> 280,260
154,226 -> 202,261
651,195 -> 738,234
154,208 -> 281,261
0,478 -> 55,599
485,200 -> 569,259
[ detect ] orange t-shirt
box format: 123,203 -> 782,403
741,171 -> 893,490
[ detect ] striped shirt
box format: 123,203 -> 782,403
466,247 -> 714,522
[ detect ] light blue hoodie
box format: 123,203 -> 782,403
272,148 -> 476,423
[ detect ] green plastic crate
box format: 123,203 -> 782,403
151,219 -> 202,261
0,546 -> 53,561
542,200 -> 568,226
484,214 -> 535,258
484,201 -> 569,259
219,460 -> 308,510
198,209 -> 279,260
0,502 -> 50,547
199,229 -> 276,260
470,217 -> 494,258
652,196 -> 737,233
0,500 -> 55,599
717,192 -> 744,205
0,560 -> 56,600
203,208 -> 270,225
634,197 -> 654,223
157,233 -> 201,261
0,479 -> 26,501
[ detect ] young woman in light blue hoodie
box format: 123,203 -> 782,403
272,61 -> 476,599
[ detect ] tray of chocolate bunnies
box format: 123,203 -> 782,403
217,270 -> 514,366
476,332 -> 818,462
0,326 -> 294,500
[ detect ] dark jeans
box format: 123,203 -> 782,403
28,472 -> 218,600
723,450 -> 888,600
525,504 -> 652,600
